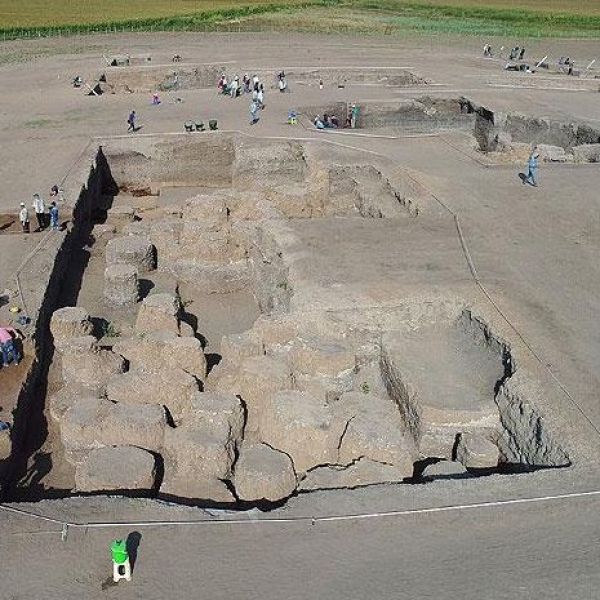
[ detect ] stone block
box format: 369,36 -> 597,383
455,432 -> 499,469
135,293 -> 180,335
537,144 -> 568,163
259,390 -> 344,474
148,220 -> 183,265
48,385 -> 97,424
236,356 -> 293,435
106,236 -> 156,273
106,204 -> 136,223
56,335 -> 97,355
233,443 -> 297,502
50,306 -> 94,346
220,331 -> 263,363
186,392 -> 245,443
114,331 -> 206,379
336,392 -> 415,473
422,459 -> 467,478
61,348 -> 125,394
104,264 -> 139,306
60,397 -> 166,464
160,423 -> 236,502
75,445 -> 156,492
572,143 -> 600,163
300,457 -> 408,491
106,367 -> 200,421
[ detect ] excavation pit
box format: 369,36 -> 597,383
2,133 -> 570,507
96,64 -> 428,94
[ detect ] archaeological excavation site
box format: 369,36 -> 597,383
0,130 -> 573,508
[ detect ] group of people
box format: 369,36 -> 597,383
218,71 -> 292,125
0,326 -> 22,368
313,104 -> 360,131
19,188 -> 60,233
313,113 -> 340,129
509,46 -> 526,61
218,73 -> 265,99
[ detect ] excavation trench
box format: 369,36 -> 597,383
0,135 -> 570,510
302,96 -> 600,163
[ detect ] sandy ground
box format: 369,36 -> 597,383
0,31 -> 600,598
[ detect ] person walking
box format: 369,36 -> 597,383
49,201 -> 59,230
0,326 -> 22,367
127,110 -> 137,132
32,193 -> 46,230
19,202 -> 30,233
524,146 -> 540,187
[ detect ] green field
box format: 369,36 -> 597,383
1,0 -> 600,38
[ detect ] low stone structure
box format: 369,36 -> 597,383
106,236 -> 156,273
104,264 -> 139,305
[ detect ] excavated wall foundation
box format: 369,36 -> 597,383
1,134 -> 571,507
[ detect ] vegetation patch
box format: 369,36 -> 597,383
1,0 -> 600,38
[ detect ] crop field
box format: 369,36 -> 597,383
1,0 -> 599,37
0,0 -> 314,28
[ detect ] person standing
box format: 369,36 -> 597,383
0,326 -> 21,367
49,201 -> 59,230
524,146 -> 539,187
19,203 -> 30,233
230,76 -> 239,98
32,193 -> 45,230
127,110 -> 136,132
257,84 -> 264,109
249,100 -> 260,125
350,103 -> 360,129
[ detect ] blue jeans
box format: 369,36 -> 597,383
1,340 -> 20,365
526,167 -> 537,186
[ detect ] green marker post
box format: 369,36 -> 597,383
111,539 -> 132,582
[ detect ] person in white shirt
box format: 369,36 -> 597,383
19,202 -> 30,233
32,193 -> 45,230
230,76 -> 239,98
257,84 -> 264,109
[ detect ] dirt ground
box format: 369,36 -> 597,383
0,31 -> 599,598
